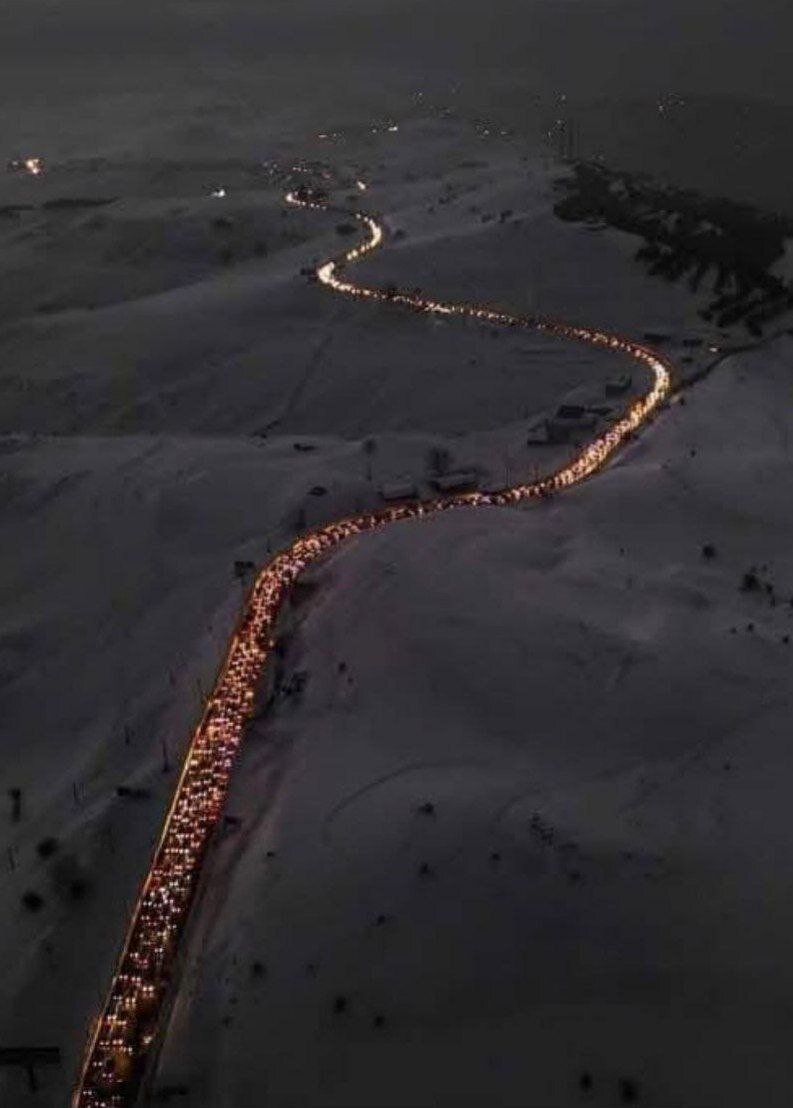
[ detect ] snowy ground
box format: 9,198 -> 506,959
1,111 -> 791,1107
151,345 -> 793,1108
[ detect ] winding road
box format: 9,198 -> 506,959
73,185 -> 675,1107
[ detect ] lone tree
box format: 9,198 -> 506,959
362,438 -> 377,481
427,446 -> 452,476
8,787 -> 22,823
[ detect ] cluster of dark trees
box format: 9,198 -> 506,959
555,163 -> 793,336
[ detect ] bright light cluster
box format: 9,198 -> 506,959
7,155 -> 44,176
74,183 -> 674,1108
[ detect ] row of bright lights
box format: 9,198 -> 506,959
74,184 -> 673,1107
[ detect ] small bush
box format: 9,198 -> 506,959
116,785 -> 150,800
619,1076 -> 639,1103
155,1084 -> 190,1102
36,836 -> 59,859
69,877 -> 89,901
22,890 -> 44,912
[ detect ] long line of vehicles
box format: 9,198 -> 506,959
73,182 -> 673,1108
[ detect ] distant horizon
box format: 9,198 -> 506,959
2,0 -> 793,104
1,1 -> 792,214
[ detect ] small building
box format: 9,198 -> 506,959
545,419 -> 572,444
431,471 -> 479,493
546,404 -> 598,443
554,403 -> 597,426
605,373 -> 632,397
380,481 -> 417,502
526,422 -> 551,446
556,403 -> 589,421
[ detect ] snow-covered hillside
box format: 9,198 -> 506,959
151,344 -> 793,1108
1,113 -> 790,1106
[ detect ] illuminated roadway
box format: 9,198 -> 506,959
73,186 -> 675,1107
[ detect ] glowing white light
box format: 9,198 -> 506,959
10,156 -> 45,176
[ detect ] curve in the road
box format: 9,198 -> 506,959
74,187 -> 674,1107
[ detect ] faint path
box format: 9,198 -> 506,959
257,326 -> 337,435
